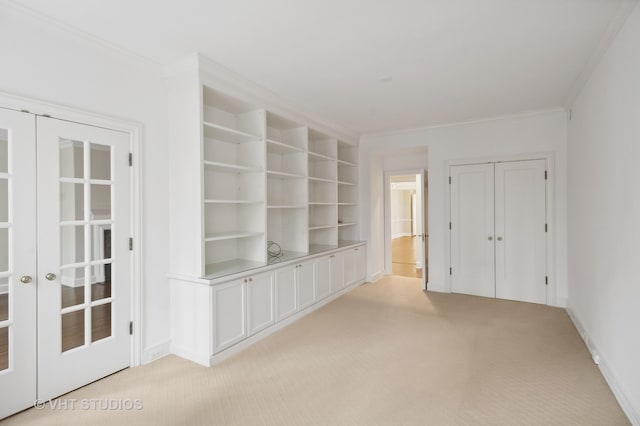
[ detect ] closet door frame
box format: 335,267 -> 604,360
446,153 -> 557,307
0,91 -> 143,366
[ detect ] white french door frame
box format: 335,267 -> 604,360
0,91 -> 143,367
445,152 -> 557,306
384,169 -> 428,290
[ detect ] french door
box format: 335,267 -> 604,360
0,109 -> 132,418
450,160 -> 547,304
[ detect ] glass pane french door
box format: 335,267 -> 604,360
0,108 -> 37,419
37,116 -> 131,401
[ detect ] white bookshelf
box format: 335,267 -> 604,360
337,140 -> 359,242
202,87 -> 267,277
167,67 -> 360,280
266,112 -> 308,257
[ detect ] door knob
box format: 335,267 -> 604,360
45,273 -> 57,281
497,237 -> 503,241
488,236 -> 493,241
20,275 -> 32,284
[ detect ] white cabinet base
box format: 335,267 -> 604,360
209,276 -> 364,366
169,243 -> 366,367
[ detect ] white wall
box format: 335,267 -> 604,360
390,187 -> 413,239
360,110 -> 568,305
567,3 -> 640,422
0,5 -> 170,360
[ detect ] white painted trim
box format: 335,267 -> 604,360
445,152 -> 557,307
0,284 -> 8,294
367,270 -> 385,283
363,108 -> 566,140
141,340 -> 171,365
0,90 -> 144,367
1,0 -> 161,66
566,307 -> 640,425
209,279 -> 366,366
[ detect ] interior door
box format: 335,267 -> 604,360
0,108 -> 37,419
36,117 -> 131,401
495,160 -> 546,304
450,163 -> 495,298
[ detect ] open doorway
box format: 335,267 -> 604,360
390,176 -> 422,278
385,170 -> 428,289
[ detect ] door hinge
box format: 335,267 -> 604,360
545,223 -> 548,232
449,222 -> 452,230
129,238 -> 133,251
544,170 -> 548,180
449,176 -> 452,184
545,276 -> 548,285
129,321 -> 133,335
449,267 -> 452,275
129,153 -> 133,167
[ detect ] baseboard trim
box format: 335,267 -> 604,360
210,280 -> 366,366
367,270 -> 384,283
566,307 -> 640,425
391,232 -> 412,239
426,283 -> 449,293
142,340 -> 171,365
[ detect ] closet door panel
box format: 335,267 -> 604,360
450,164 -> 495,298
495,160 -> 546,304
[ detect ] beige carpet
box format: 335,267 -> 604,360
5,276 -> 628,425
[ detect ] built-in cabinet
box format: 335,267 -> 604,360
167,57 -> 366,366
171,243 -> 366,366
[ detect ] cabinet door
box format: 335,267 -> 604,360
316,256 -> 332,300
331,253 -> 344,292
247,272 -> 275,335
275,265 -> 297,321
213,279 -> 246,352
354,246 -> 366,282
297,259 -> 316,310
343,249 -> 356,286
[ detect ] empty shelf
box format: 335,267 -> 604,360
203,121 -> 262,144
204,231 -> 264,242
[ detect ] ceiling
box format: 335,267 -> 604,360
8,0 -> 637,135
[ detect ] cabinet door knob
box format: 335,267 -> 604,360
20,275 -> 32,284
244,278 -> 248,283
45,273 -> 57,281
497,236 -> 503,241
488,236 -> 493,241
249,277 -> 252,282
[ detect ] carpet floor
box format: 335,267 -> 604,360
4,276 -> 628,425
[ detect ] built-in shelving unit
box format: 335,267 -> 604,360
167,61 -> 360,280
266,112 -> 308,257
201,87 -> 266,276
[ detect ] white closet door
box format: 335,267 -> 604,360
36,117 -> 131,401
450,164 -> 495,298
0,109 -> 37,419
495,160 -> 546,304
